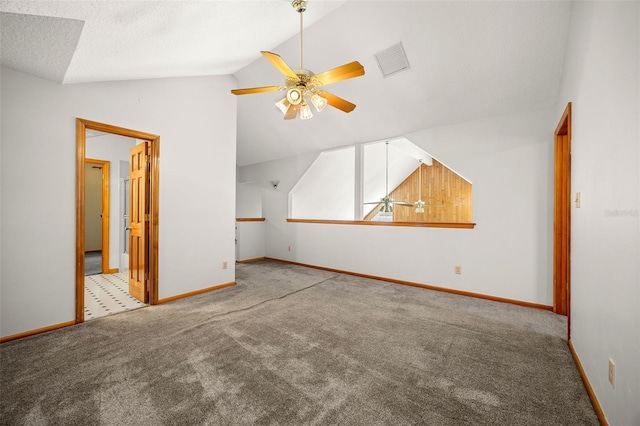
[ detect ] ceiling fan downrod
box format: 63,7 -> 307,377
292,0 -> 307,69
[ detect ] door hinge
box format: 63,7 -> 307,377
145,214 -> 151,222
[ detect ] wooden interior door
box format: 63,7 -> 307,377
129,142 -> 150,302
553,103 -> 571,323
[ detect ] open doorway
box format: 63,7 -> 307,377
76,118 -> 160,323
84,158 -> 110,275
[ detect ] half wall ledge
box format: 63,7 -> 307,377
286,219 -> 475,229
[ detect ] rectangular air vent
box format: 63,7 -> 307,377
374,42 -> 410,78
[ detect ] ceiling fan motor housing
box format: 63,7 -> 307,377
292,0 -> 307,13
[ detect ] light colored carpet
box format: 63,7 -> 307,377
0,260 -> 598,425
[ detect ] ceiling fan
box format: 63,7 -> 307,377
413,158 -> 444,213
364,142 -> 414,216
230,0 -> 365,120
414,159 -> 426,213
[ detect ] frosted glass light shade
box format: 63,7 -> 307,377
310,92 -> 328,112
275,98 -> 290,114
299,102 -> 313,120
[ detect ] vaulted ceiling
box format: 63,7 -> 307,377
0,1 -> 572,166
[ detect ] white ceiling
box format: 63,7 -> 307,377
0,1 -> 572,167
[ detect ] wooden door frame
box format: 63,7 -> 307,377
85,158 -> 111,274
553,103 -> 571,334
76,118 -> 160,324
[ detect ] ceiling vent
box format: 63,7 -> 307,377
374,42 -> 410,78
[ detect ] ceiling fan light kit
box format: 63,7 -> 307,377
231,0 -> 365,120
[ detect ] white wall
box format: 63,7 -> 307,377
235,180 -> 266,262
0,67 -> 237,337
86,133 -> 136,270
236,182 -> 263,218
235,221 -> 265,262
238,107 -> 556,305
556,2 -> 640,424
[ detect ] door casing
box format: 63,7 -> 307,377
553,102 -> 571,335
76,118 -> 160,323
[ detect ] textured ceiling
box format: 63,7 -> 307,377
0,1 -> 572,167
0,0 -> 346,83
0,12 -> 83,82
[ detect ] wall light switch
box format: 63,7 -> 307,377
608,358 -> 615,387
575,192 -> 581,208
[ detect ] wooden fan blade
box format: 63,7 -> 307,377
261,51 -> 300,80
315,61 -> 364,86
318,91 -> 356,113
231,85 -> 282,95
394,202 -> 414,207
284,104 -> 300,120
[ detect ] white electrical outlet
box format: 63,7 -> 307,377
222,261 -> 228,269
608,358 -> 615,387
455,265 -> 462,274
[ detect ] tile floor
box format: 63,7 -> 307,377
84,272 -> 146,320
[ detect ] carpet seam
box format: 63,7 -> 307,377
170,273 -> 340,335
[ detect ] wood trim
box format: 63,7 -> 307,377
236,218 -> 266,222
0,321 -> 76,344
364,160 -> 473,223
568,340 -> 608,426
107,268 -> 119,274
287,219 -> 475,229
157,282 -> 236,304
86,158 -> 110,274
555,102 -> 572,136
75,119 -> 86,324
553,103 -> 571,328
76,118 -> 161,323
265,258 -> 552,311
149,136 -> 160,305
78,118 -> 159,141
236,257 -> 266,263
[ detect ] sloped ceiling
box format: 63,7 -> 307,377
0,1 -> 572,167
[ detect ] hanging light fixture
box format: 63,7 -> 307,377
272,0 -> 329,120
415,159 -> 425,213
364,141 -> 413,220
231,0 -> 365,120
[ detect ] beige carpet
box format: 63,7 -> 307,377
0,260 -> 598,425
